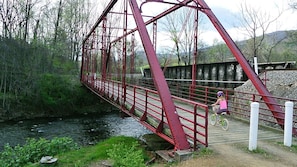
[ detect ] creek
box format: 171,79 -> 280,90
0,111 -> 152,151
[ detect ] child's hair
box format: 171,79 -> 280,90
217,91 -> 224,97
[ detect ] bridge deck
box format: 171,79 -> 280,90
84,79 -> 285,148
208,116 -> 284,145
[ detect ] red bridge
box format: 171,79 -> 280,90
80,0 -> 296,151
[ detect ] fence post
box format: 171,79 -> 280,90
284,101 -> 294,147
253,56 -> 258,75
249,102 -> 259,151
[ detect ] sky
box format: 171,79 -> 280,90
95,0 -> 297,49
126,0 -> 297,50
201,0 -> 297,45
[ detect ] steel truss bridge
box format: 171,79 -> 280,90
80,0 -> 296,150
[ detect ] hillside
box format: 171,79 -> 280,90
142,30 -> 297,66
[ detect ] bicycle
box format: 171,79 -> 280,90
210,110 -> 229,131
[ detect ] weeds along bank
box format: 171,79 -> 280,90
1,136 -> 151,167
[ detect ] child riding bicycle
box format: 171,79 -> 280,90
211,91 -> 228,115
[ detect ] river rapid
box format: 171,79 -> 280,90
0,111 -> 152,150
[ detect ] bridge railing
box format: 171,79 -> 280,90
82,75 -> 209,149
139,78 -> 297,132
125,84 -> 208,148
228,89 -> 297,131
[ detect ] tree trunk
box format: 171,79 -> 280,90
54,0 -> 63,43
23,0 -> 32,41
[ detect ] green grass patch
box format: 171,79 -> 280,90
198,147 -> 213,156
234,143 -> 273,159
192,147 -> 213,158
244,146 -> 273,159
248,147 -> 267,154
291,144 -> 297,153
276,141 -> 297,154
107,141 -> 146,167
24,136 -> 149,167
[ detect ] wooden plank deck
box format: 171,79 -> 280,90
208,116 -> 284,145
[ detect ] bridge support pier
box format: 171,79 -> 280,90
155,150 -> 193,163
174,150 -> 193,162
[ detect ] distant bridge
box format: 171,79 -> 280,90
143,61 -> 296,88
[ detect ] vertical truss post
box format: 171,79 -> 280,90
91,32 -> 96,86
131,33 -> 135,75
101,17 -> 107,81
80,40 -> 87,82
153,21 -> 157,52
122,0 -> 128,105
116,46 -> 121,80
129,0 -> 190,150
86,41 -> 90,79
190,7 -> 198,100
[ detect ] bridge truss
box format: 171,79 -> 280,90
80,0 -> 293,150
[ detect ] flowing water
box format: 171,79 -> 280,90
0,111 -> 152,150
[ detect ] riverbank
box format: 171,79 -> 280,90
2,132 -> 295,167
0,111 -> 152,151
0,102 -> 115,123
0,75 -> 116,122
21,136 -> 151,167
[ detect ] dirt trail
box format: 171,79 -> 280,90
175,139 -> 297,167
89,138 -> 297,167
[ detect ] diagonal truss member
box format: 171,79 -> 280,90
129,0 -> 190,150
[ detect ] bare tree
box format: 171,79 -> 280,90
289,0 -> 297,9
0,0 -> 18,38
287,1 -> 297,56
23,0 -> 33,41
62,0 -> 92,61
157,47 -> 173,68
53,0 -> 63,43
0,0 -> 40,41
161,12 -> 181,64
161,5 -> 205,66
237,2 -> 284,63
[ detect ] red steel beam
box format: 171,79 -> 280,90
152,21 -> 157,51
102,18 -> 107,81
195,0 -> 295,134
190,8 -> 199,100
122,0 -> 128,104
129,0 -> 190,150
112,0 -> 193,44
131,33 -> 135,74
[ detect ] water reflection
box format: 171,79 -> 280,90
0,112 -> 152,150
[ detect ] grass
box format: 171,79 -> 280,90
234,143 -> 274,159
276,141 -> 297,154
291,144 -> 297,153
24,136 -> 148,167
197,147 -> 213,157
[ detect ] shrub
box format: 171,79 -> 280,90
0,137 -> 78,167
107,141 -> 146,167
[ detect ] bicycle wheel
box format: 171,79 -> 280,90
210,114 -> 217,126
221,118 -> 229,131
